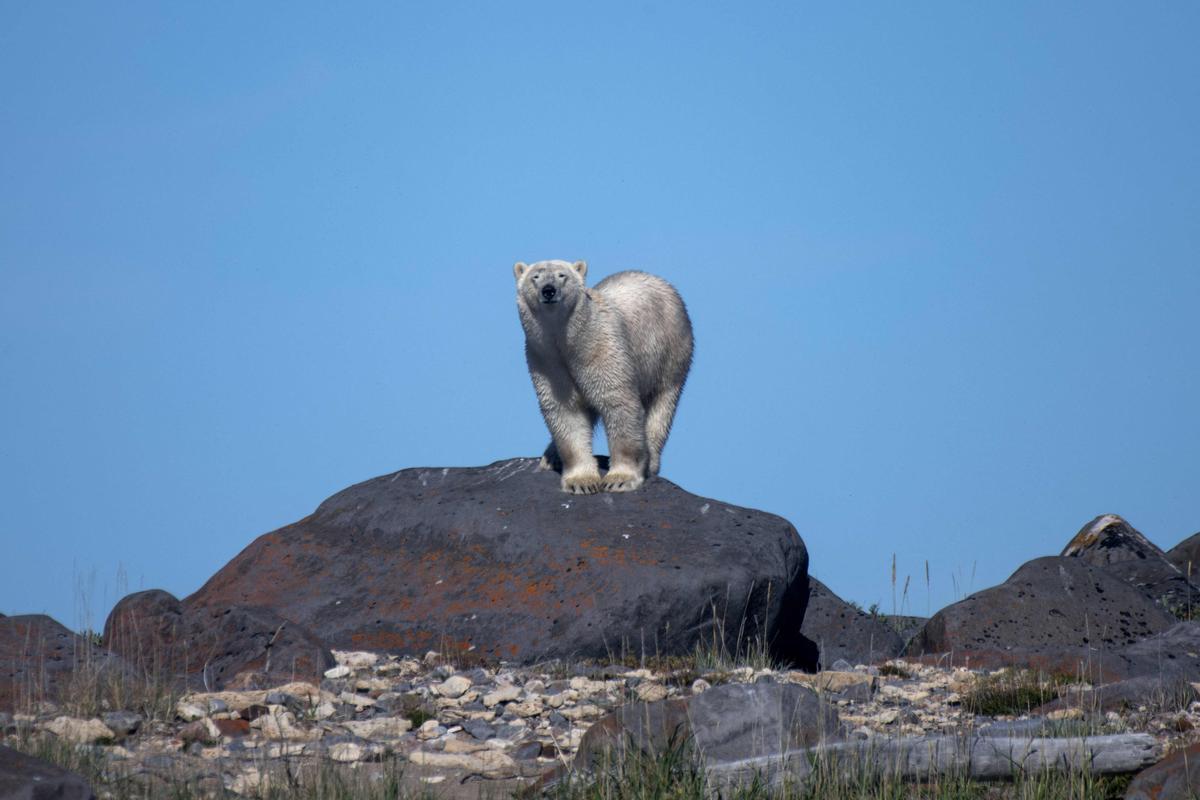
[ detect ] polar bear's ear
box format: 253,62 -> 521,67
513,262 -> 528,281
572,261 -> 588,281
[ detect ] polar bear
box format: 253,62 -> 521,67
513,260 -> 693,494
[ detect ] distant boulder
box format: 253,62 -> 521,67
797,578 -> 904,668
1061,514 -> 1200,618
102,590 -> 333,691
907,556 -> 1176,657
1167,530 -> 1200,577
0,614 -> 123,713
185,458 -> 812,665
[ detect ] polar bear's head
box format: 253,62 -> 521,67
513,260 -> 588,314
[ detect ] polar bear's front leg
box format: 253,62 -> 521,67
553,409 -> 602,494
531,371 -> 600,494
600,397 -> 647,493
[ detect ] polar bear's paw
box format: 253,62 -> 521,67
562,471 -> 602,495
601,469 -> 644,493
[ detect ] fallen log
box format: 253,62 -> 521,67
707,733 -> 1161,790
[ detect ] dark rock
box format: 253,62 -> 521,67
836,681 -> 873,704
102,590 -> 334,691
0,614 -> 125,713
100,710 -> 142,738
512,741 -> 543,760
575,682 -> 839,770
0,743 -> 95,799
465,668 -> 491,685
1061,514 -> 1200,618
913,622 -> 1200,690
907,557 -> 1177,657
1125,742 -> 1200,800
461,720 -> 496,741
798,578 -> 904,669
1167,531 -> 1200,576
185,458 -> 811,665
264,691 -> 300,709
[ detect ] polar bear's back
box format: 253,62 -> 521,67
592,270 -> 693,394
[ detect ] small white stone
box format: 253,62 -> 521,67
691,679 -> 711,694
324,665 -> 351,679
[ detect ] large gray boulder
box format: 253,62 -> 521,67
1061,514 -> 1200,618
573,682 -> 839,769
102,590 -> 334,691
0,615 -> 124,713
183,459 -> 812,665
798,578 -> 904,668
907,556 -> 1177,657
1167,531 -> 1200,577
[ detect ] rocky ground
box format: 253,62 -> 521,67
3,645 -> 1198,798
4,463 -> 1200,797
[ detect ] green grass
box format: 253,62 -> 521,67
546,736 -> 1136,800
959,670 -> 1077,717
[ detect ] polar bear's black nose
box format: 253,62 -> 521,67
541,285 -> 558,300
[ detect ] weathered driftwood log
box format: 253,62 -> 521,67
706,733 -> 1161,790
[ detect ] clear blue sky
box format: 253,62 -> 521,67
2,3 -> 1198,631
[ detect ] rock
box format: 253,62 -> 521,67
249,708 -> 321,741
635,682 -> 669,702
786,670 -> 876,694
327,741 -> 383,762
1062,515 -> 1200,618
434,675 -> 471,699
908,557 -> 1177,656
341,717 -> 413,739
100,710 -> 142,738
575,682 -> 838,770
324,665 -> 351,679
184,458 -> 810,664
212,718 -> 251,738
416,720 -> 446,740
177,718 -> 221,746
798,578 -> 905,669
0,614 -> 125,713
1167,531 -> 1200,576
461,720 -> 496,740
512,741 -> 543,760
1125,742 -> 1200,800
332,650 -> 379,668
407,749 -> 517,775
44,717 -> 116,745
102,589 -> 334,691
0,743 -> 95,799
483,685 -> 522,707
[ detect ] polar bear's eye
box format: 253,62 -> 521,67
557,273 -> 565,279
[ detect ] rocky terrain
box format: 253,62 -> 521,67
2,460 -> 1199,798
